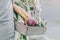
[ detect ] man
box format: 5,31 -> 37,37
0,0 -> 15,40
0,0 -> 37,40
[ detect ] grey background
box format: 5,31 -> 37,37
41,0 -> 60,40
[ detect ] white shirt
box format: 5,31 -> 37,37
0,0 -> 15,40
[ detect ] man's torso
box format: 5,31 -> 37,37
0,0 -> 15,40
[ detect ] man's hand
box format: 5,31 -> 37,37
13,4 -> 37,26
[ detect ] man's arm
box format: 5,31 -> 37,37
13,4 -> 31,20
13,4 -> 37,25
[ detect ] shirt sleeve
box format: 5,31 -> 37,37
11,0 -> 14,5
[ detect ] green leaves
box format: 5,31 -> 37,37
20,34 -> 27,40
